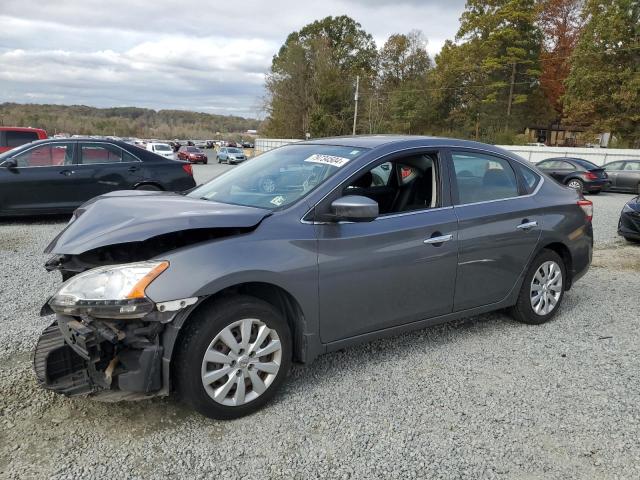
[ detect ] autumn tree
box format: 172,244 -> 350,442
564,0 -> 640,146
537,0 -> 584,119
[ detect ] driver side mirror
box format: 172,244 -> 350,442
327,195 -> 379,222
1,159 -> 17,169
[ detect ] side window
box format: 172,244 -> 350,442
344,155 -> 438,215
6,131 -> 39,148
122,150 -> 140,163
451,151 -> 518,204
79,143 -> 123,164
559,161 -> 575,170
624,161 -> 640,171
513,162 -> 541,194
12,143 -> 74,167
605,161 -> 625,170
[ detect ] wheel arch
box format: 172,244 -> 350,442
133,181 -> 164,190
167,281 -> 308,368
537,241 -> 574,290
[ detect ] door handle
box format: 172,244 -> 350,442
59,169 -> 75,176
516,221 -> 538,231
128,166 -> 139,172
423,233 -> 453,245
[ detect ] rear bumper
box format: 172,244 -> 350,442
585,180 -> 610,191
33,315 -> 165,400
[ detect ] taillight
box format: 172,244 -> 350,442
578,199 -> 593,222
584,171 -> 598,180
182,164 -> 193,176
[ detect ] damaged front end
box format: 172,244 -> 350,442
34,315 -> 166,400
34,256 -> 198,401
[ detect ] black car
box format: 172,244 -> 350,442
618,196 -> 640,242
0,138 -> 196,216
536,157 -> 610,194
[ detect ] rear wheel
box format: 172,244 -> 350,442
509,249 -> 566,325
566,178 -> 584,191
174,296 -> 292,419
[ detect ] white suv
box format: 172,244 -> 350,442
146,142 -> 175,159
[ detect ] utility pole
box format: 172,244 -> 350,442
352,75 -> 360,136
506,62 -> 516,129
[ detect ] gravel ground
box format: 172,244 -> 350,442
1,190 -> 639,479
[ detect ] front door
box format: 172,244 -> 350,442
0,142 -> 78,214
448,150 -> 541,311
317,152 -> 458,343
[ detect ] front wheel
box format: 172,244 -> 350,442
174,296 -> 292,419
509,249 -> 566,325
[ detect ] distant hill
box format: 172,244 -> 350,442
0,103 -> 262,139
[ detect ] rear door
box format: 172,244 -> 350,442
317,150 -> 459,343
448,150 -> 542,311
73,142 -> 144,201
0,142 -> 77,213
619,161 -> 640,192
603,161 -> 626,189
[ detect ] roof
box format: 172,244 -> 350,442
297,134 -> 517,157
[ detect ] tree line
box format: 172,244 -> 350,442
0,103 -> 262,139
263,0 -> 639,147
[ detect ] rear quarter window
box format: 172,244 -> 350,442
514,162 -> 541,194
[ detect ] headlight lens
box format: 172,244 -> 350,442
49,261 -> 169,319
622,203 -> 635,214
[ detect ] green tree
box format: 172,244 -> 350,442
434,0 -> 546,137
564,0 -> 640,146
264,16 -> 377,138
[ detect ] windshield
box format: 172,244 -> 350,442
186,147 -> 200,152
228,148 -> 242,154
189,144 -> 369,209
154,144 -> 171,151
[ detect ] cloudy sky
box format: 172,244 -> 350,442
0,0 -> 465,118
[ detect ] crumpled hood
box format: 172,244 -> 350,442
45,190 -> 271,255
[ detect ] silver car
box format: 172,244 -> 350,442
34,136 -> 594,419
217,147 -> 246,164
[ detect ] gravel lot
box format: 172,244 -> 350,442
1,180 -> 639,479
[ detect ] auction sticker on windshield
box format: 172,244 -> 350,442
304,154 -> 351,168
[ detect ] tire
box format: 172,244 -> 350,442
203,160 -> 208,165
624,236 -> 640,244
173,295 -> 292,419
135,184 -> 162,191
509,249 -> 566,325
566,178 -> 584,191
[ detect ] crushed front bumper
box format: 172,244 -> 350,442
33,314 -> 164,400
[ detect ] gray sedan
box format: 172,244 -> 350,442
217,147 -> 246,164
35,136 -> 593,419
603,160 -> 640,194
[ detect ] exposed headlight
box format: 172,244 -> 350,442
49,261 -> 169,319
622,204 -> 635,214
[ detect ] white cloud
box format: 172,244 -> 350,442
0,0 -> 465,117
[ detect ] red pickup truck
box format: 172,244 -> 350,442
0,127 -> 48,153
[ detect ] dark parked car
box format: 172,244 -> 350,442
34,136 -> 593,419
0,138 -> 196,216
217,147 -> 246,164
536,157 -> 609,194
0,127 -> 48,153
177,146 -> 208,164
602,160 -> 640,194
618,196 -> 640,242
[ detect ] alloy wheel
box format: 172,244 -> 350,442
529,260 -> 563,316
567,179 -> 583,190
200,318 -> 282,406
